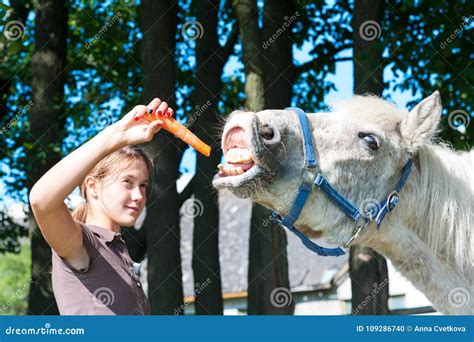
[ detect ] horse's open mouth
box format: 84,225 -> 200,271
218,147 -> 255,177
213,126 -> 262,188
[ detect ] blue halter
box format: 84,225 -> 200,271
271,107 -> 413,257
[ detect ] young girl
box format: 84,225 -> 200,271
29,98 -> 173,315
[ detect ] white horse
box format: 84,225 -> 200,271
213,91 -> 473,314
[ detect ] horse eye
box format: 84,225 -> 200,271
358,132 -> 379,151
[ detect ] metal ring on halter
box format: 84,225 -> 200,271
386,190 -> 399,212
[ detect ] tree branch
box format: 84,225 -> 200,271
10,0 -> 30,23
219,22 -> 239,64
296,43 -> 353,74
331,57 -> 353,62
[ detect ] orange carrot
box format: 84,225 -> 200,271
144,113 -> 211,157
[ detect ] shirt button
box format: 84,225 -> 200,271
137,282 -> 141,287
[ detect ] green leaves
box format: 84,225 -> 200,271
383,1 -> 473,150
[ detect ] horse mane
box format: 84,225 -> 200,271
416,142 -> 474,274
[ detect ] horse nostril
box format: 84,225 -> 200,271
259,124 -> 274,140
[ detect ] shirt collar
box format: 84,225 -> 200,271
87,224 -> 121,243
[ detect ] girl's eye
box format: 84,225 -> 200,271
358,132 -> 379,151
123,179 -> 133,186
140,184 -> 148,189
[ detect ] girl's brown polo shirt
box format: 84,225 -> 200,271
51,221 -> 150,315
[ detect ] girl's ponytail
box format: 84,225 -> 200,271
72,181 -> 88,223
72,201 -> 88,223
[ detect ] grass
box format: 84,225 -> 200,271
0,240 -> 31,315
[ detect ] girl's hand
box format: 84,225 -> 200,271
112,98 -> 175,145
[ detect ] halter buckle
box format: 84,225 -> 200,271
301,165 -> 317,185
386,190 -> 399,212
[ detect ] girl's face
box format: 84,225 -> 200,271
97,159 -> 149,227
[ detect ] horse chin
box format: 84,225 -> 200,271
212,164 -> 264,198
320,219 -> 360,246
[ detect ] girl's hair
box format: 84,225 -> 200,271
72,145 -> 153,223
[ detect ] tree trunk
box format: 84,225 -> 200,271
0,1 -> 30,146
140,0 -> 183,315
247,205 -> 294,314
191,0 -> 238,315
0,78 -> 11,123
246,0 -> 296,315
349,246 -> 389,314
232,0 -> 264,111
122,224 -> 147,262
263,0 -> 296,109
350,0 -> 389,315
353,0 -> 384,96
232,0 -> 293,315
27,0 -> 68,315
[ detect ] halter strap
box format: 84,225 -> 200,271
271,107 -> 412,257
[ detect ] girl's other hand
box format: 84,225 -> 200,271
112,98 -> 174,145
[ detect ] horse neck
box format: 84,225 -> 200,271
398,144 -> 473,273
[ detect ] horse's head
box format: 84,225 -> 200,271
213,92 -> 442,244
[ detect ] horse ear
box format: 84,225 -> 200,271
401,91 -> 442,153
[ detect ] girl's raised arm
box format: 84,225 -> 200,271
29,98 -> 170,268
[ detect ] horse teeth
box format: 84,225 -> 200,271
218,163 -> 247,177
225,148 -> 253,164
